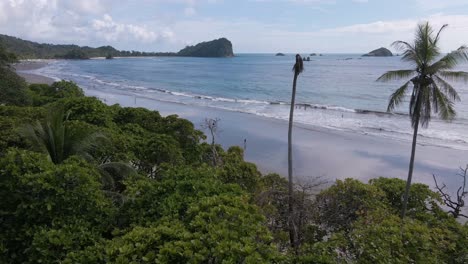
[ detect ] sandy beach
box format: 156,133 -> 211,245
89,89 -> 467,192
16,62 -> 468,194
14,61 -> 55,85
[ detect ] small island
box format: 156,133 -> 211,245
177,38 -> 234,57
362,47 -> 393,57
275,53 -> 285,56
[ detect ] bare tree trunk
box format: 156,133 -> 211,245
288,72 -> 299,249
401,113 -> 420,219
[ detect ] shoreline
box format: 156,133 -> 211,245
89,89 -> 467,191
14,61 -> 55,85
15,61 -> 468,193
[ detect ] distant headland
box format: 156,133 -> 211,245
362,47 -> 393,57
0,34 -> 234,59
177,38 -> 234,57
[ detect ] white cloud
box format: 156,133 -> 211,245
92,14 -> 159,43
60,0 -> 112,15
415,0 -> 468,11
0,0 -> 166,49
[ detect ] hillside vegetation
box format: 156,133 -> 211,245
0,34 -> 233,59
177,38 -> 234,57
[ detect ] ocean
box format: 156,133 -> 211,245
32,54 -> 468,150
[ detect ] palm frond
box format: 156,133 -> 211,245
387,81 -> 411,112
432,83 -> 456,121
437,71 -> 468,83
98,162 -> 136,193
20,121 -> 47,152
415,22 -> 441,65
433,75 -> 461,101
421,85 -> 433,127
68,129 -> 107,162
392,41 -> 414,52
431,46 -> 468,71
377,70 -> 415,82
20,107 -> 107,164
392,41 -> 419,65
433,24 -> 448,45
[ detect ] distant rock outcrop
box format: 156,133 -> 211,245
275,53 -> 285,56
177,38 -> 234,57
310,53 -> 317,56
363,47 -> 393,57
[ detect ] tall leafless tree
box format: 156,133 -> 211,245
202,117 -> 221,166
288,54 -> 304,249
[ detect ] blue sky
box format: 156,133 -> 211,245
1,0 -> 468,53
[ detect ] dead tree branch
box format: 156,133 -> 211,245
432,165 -> 468,219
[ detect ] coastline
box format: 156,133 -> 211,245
14,61 -> 55,85
16,61 -> 468,193
90,89 -> 467,191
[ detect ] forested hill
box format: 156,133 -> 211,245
177,38 -> 234,57
0,34 -> 234,59
0,34 -> 176,59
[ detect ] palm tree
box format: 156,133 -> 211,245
377,22 -> 468,219
288,54 -> 304,248
21,107 -> 136,203
21,107 -> 104,164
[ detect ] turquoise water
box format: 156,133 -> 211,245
34,54 -> 468,150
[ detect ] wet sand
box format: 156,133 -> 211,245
14,61 -> 55,85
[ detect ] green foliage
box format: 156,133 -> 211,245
314,178 -> 387,232
219,146 -> 262,192
61,48 -> 89,59
21,108 -> 105,164
0,66 -> 31,106
370,177 -> 443,219
120,165 -> 245,225
300,178 -> 468,263
97,196 -> 276,263
0,105 -> 45,152
56,96 -> 115,127
28,81 -> 84,106
177,37 -> 234,57
0,44 -> 17,66
0,34 -> 176,59
0,149 -> 114,263
346,210 -> 468,263
114,107 -> 162,132
133,134 -> 184,177
159,114 -> 205,162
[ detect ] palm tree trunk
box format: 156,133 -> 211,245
288,71 -> 299,249
401,113 -> 420,219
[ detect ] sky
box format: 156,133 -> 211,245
1,0 -> 468,53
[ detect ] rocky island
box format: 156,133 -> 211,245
177,38 -> 234,57
275,53 -> 285,56
362,47 -> 393,57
